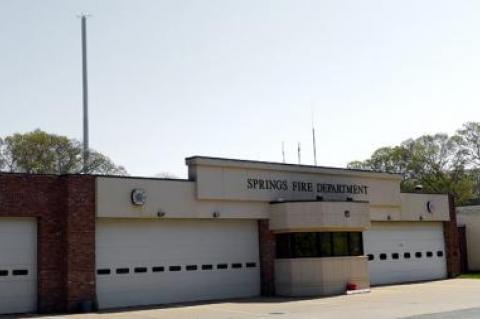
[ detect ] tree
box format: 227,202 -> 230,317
155,172 -> 179,179
347,129 -> 477,205
0,129 -> 127,175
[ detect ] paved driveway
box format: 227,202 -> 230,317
11,279 -> 480,319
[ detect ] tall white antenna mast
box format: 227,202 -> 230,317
282,141 -> 286,163
78,13 -> 91,173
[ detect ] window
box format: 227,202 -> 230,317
186,265 -> 197,271
426,251 -> 433,258
202,264 -> 213,270
367,254 -> 374,261
0,270 -> 8,276
332,233 -> 349,257
116,268 -> 129,274
276,233 -> 292,258
415,252 -> 422,258
276,232 -> 363,259
169,266 -> 181,272
293,232 -> 317,257
318,232 -> 333,257
246,262 -> 256,268
404,252 -> 411,259
232,263 -> 242,269
97,269 -> 111,275
134,267 -> 147,273
392,253 -> 399,260
348,233 -> 363,256
217,263 -> 228,269
437,250 -> 444,257
12,269 -> 28,276
379,253 -> 387,260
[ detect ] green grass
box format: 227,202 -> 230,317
459,272 -> 480,279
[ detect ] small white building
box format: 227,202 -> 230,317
457,205 -> 480,271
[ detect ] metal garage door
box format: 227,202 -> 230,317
0,218 -> 37,314
96,218 -> 260,309
364,222 -> 447,286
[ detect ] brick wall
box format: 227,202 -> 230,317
0,174 -> 95,313
258,220 -> 275,296
443,193 -> 461,277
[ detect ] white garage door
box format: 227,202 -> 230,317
364,222 -> 447,286
96,219 -> 260,309
0,218 -> 37,314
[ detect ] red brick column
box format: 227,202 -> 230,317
64,175 -> 96,312
443,194 -> 461,277
258,220 -> 275,296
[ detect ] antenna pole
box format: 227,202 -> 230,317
311,104 -> 317,166
312,126 -> 317,166
81,14 -> 90,173
297,142 -> 301,164
282,141 -> 286,163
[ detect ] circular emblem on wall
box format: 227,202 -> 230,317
426,200 -> 435,214
131,188 -> 147,206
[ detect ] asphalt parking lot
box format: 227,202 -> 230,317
10,279 -> 480,319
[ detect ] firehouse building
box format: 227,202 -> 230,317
0,156 -> 460,314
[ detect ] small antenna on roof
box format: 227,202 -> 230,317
282,141 -> 286,163
297,142 -> 301,164
311,105 -> 317,166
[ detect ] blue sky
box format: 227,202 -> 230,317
1,0 -> 480,177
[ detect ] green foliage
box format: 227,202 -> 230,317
348,123 -> 480,205
0,129 -> 127,175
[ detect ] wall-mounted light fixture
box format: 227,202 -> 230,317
387,215 -> 392,221
212,211 -> 220,218
344,210 -> 350,218
157,210 -> 166,217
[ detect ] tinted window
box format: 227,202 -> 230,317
246,262 -> 256,268
276,234 -> 292,258
293,232 -> 317,258
437,251 -> 444,257
134,267 -> 147,273
0,270 -> 8,276
415,252 -> 422,258
202,264 -> 213,270
232,263 -> 242,269
169,266 -> 181,272
404,252 -> 411,259
152,266 -> 164,272
186,265 -> 197,271
392,253 -> 399,260
379,253 -> 387,260
116,268 -> 129,274
97,269 -> 111,275
367,254 -> 374,261
348,233 -> 364,256
318,232 -> 332,257
217,264 -> 228,269
12,269 -> 28,276
332,233 -> 349,257
426,251 -> 433,258
276,232 -> 364,259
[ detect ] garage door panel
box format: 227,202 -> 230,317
0,218 -> 37,315
364,222 -> 447,286
96,219 -> 260,309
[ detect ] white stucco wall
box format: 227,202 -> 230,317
457,206 -> 480,271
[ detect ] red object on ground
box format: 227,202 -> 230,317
346,282 -> 358,291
